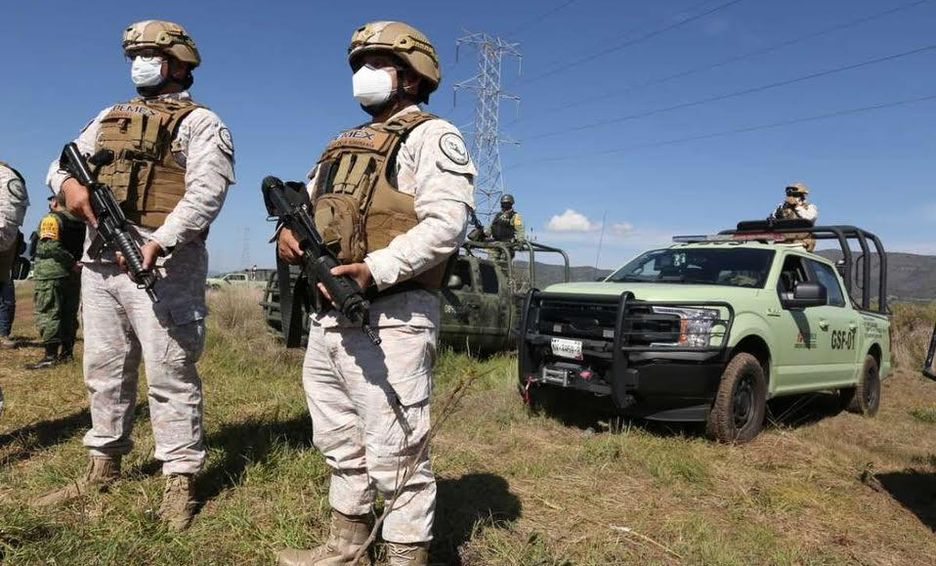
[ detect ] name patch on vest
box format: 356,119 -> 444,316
325,128 -> 392,153
106,104 -> 156,120
336,129 -> 375,141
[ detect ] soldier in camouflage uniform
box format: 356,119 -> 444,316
276,21 -> 475,566
487,193 -> 524,262
0,161 -> 29,350
34,20 -> 235,531
489,193 -> 524,243
770,182 -> 818,251
25,194 -> 85,370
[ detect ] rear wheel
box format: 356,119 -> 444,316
845,355 -> 880,417
707,353 -> 767,443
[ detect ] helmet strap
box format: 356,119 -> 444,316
136,77 -> 170,98
134,58 -> 192,98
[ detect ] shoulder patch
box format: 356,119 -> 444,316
39,215 -> 60,241
439,132 -> 470,166
218,126 -> 234,155
6,178 -> 27,203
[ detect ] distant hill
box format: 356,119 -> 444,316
515,261 -> 612,289
521,251 -> 936,302
817,251 -> 936,303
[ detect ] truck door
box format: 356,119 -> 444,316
806,258 -> 860,386
476,260 -> 510,352
440,256 -> 476,347
773,253 -> 826,392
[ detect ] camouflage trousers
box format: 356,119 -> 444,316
33,274 -> 81,347
80,249 -> 208,475
303,322 -> 437,543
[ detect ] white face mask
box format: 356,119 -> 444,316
352,65 -> 394,107
131,55 -> 165,87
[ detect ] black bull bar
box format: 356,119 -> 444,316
518,290 -> 735,408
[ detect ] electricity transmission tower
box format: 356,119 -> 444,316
454,32 -> 521,220
240,227 -> 251,269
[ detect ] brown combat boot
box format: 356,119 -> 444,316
386,543 -> 428,566
157,474 -> 197,531
276,510 -> 373,566
32,455 -> 121,507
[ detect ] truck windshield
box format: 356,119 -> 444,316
608,248 -> 775,288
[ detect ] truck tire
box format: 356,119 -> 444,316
707,353 -> 767,443
523,383 -> 561,414
845,355 -> 880,417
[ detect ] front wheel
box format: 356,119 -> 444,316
707,353 -> 767,443
522,383 -> 562,414
845,355 -> 881,417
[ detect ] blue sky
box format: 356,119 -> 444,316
3,0 -> 935,271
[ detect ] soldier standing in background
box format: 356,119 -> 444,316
34,20 -> 235,531
276,21 -> 475,566
25,194 -> 85,370
770,181 -> 819,251
0,161 -> 29,349
489,193 -> 524,243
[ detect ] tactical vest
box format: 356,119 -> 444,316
94,97 -> 201,229
311,111 -> 448,289
775,204 -> 816,252
491,210 -> 517,241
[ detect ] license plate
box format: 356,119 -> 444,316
551,338 -> 583,360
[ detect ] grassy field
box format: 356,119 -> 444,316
1,282 -> 934,565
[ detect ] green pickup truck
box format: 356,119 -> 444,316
261,240 -> 570,354
519,220 -> 891,443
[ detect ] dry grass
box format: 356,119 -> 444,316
0,285 -> 934,565
890,302 -> 936,370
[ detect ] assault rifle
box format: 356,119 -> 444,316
923,322 -> 936,381
261,176 -> 380,345
467,208 -> 486,241
59,143 -> 159,302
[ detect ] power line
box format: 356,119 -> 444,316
525,0 -> 749,83
512,92 -> 936,166
529,0 -> 932,118
525,42 -> 936,140
505,0 -> 580,37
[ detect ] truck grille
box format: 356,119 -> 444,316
535,296 -> 681,346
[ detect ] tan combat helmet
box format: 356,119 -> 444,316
122,20 -> 200,68
785,181 -> 810,196
348,21 -> 440,94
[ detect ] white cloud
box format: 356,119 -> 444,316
545,209 -> 601,233
611,222 -> 634,236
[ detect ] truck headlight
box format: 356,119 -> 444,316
651,306 -> 719,348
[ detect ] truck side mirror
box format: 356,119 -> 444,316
447,274 -> 463,289
781,281 -> 827,309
